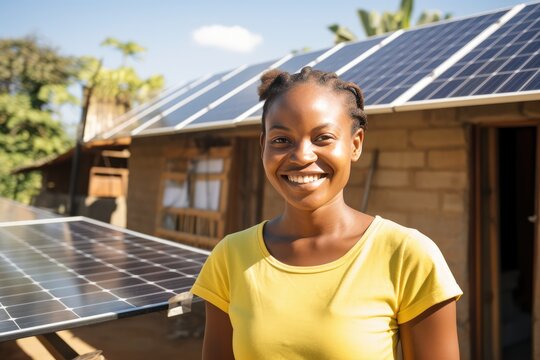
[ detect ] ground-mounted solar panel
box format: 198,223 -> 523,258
184,49 -> 330,127
0,217 -> 208,341
105,72 -> 229,138
339,10 -> 507,106
411,3 -> 540,101
0,198 -> 59,222
138,59 -> 280,133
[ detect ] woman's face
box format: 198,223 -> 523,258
260,82 -> 364,212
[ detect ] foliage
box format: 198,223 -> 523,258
0,93 -> 72,203
101,37 -> 147,66
328,0 -> 451,43
79,54 -> 164,111
0,36 -> 79,109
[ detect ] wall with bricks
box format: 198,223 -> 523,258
260,100 -> 540,359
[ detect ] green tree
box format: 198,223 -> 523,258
0,37 -> 75,203
328,0 -> 451,43
80,39 -> 163,115
0,36 -> 79,109
0,93 -> 72,203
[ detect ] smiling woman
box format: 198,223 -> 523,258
191,67 -> 463,360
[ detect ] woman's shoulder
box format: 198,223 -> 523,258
373,216 -> 439,254
214,221 -> 265,253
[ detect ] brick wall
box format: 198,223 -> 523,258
126,136 -> 169,235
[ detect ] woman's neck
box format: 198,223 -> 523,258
274,196 -> 358,239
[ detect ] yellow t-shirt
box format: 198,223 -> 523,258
191,216 -> 462,359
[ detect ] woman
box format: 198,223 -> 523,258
191,67 -> 462,359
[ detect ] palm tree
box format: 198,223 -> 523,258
328,0 -> 451,43
101,37 -> 147,66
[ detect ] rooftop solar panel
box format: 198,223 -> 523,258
94,79 -> 197,140
237,36 -> 391,123
106,72 -> 228,138
139,59 -> 279,133
0,217 -> 208,341
340,10 -> 507,105
411,3 -> 540,101
185,49 -> 330,127
0,198 -> 59,222
314,36 -> 388,72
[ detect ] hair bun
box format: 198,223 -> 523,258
258,69 -> 290,101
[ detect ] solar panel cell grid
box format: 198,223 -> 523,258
412,3 -> 540,101
0,218 -> 208,341
340,11 -> 506,105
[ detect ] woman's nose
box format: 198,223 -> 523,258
290,140 -> 317,164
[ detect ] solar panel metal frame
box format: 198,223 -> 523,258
0,216 -> 209,342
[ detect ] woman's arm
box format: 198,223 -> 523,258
400,298 -> 460,360
202,301 -> 234,360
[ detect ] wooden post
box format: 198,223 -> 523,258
533,125 -> 540,360
486,128 -> 501,360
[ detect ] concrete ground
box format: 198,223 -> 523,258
0,306 -> 204,360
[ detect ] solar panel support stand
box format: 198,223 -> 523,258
37,333 -> 105,360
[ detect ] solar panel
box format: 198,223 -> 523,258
0,217 -> 208,341
139,59 -> 279,133
94,79 -> 197,140
411,3 -> 540,100
0,198 -> 59,222
105,72 -> 229,138
235,37 -> 391,122
340,10 -> 507,105
185,49 -> 330,127
314,36 -> 387,72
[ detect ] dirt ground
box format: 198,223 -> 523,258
0,304 -> 205,360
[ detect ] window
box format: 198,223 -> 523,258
156,146 -> 231,248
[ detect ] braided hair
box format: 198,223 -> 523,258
257,66 -> 367,133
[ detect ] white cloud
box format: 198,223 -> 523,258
192,25 -> 263,53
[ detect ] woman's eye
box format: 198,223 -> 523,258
315,134 -> 334,142
271,137 -> 289,144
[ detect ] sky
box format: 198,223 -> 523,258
0,0 -> 529,127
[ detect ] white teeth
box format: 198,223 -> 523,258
287,174 -> 323,184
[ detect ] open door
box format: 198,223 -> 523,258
471,125 -> 538,360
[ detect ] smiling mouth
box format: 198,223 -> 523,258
284,174 -> 328,184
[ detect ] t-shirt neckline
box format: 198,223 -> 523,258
257,215 -> 383,273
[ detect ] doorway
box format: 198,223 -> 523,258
472,125 -> 538,360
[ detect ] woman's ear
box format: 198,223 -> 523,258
351,128 -> 364,162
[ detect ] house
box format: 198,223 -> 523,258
13,138 -> 130,226
66,2 -> 540,359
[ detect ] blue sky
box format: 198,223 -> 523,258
0,0 -> 527,86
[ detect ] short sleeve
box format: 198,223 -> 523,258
191,238 -> 230,313
396,230 -> 463,324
